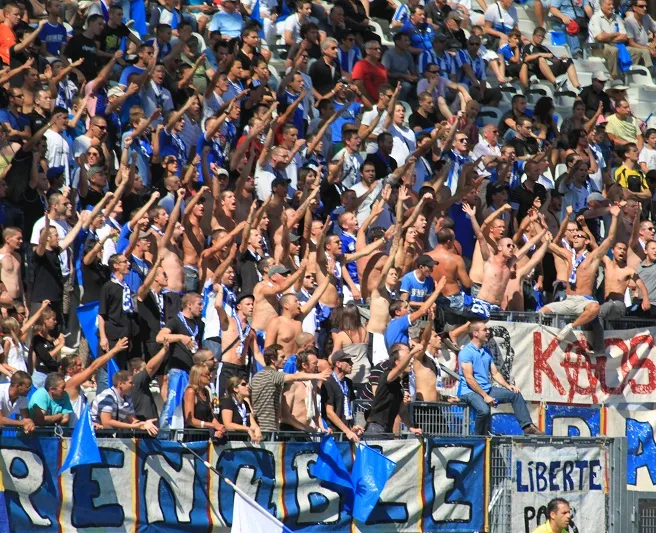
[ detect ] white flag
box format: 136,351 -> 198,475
231,483 -> 290,533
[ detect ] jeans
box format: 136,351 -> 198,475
460,386 -> 532,435
551,21 -> 583,56
159,368 -> 187,430
184,266 -> 199,293
96,366 -> 108,395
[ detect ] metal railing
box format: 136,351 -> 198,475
641,500 -> 656,533
410,401 -> 470,436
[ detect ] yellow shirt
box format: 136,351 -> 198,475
615,164 -> 648,192
605,114 -> 639,144
532,522 -> 567,533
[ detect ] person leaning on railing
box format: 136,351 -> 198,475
183,363 -> 226,439
220,375 -> 261,443
0,370 -> 35,433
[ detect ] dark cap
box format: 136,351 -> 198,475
272,176 -> 291,189
417,254 -> 438,267
330,350 -> 353,364
434,33 -> 448,42
87,165 -> 105,179
47,166 -> 65,180
289,233 -> 301,243
236,292 -> 254,304
268,264 -> 291,277
446,11 -> 463,22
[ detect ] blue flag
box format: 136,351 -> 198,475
250,0 -> 263,25
130,0 -> 148,37
59,404 -> 102,475
76,301 -> 100,359
278,0 -> 291,22
0,478 -> 8,532
312,434 -> 353,491
166,371 -> 189,425
351,443 -> 397,523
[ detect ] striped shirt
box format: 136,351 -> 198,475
91,387 -> 136,423
337,46 -> 362,73
250,367 -> 286,431
392,4 -> 410,25
418,50 -> 456,77
455,49 -> 486,86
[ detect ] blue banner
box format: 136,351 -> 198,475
544,404 -> 601,437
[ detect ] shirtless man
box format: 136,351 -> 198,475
216,291 -> 259,395
150,189 -> 186,293
628,217 -> 655,268
548,207 -> 576,301
315,217 -> 394,355
0,228 -> 25,305
367,237 -> 401,365
265,263 -> 333,361
429,229 -> 472,315
280,350 -> 326,433
181,186 -> 210,293
468,204 -> 512,298
599,242 -> 650,320
251,258 -> 308,346
541,204 -> 621,351
214,190 -> 237,231
465,203 -> 545,320
503,234 -> 550,311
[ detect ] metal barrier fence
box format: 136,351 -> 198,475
410,401 -> 470,436
641,500 -> 656,533
488,437 -> 630,533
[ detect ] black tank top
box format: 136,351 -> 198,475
193,390 -> 213,423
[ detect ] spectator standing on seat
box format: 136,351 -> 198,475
458,321 -> 543,436
91,370 -> 158,435
365,342 -> 424,436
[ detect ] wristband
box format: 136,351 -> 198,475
201,421 -> 205,428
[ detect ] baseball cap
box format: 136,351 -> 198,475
289,233 -> 301,243
593,72 -> 610,82
417,254 -> 438,267
272,176 -> 291,189
216,168 -> 229,178
46,166 -> 65,179
434,33 -> 448,42
446,11 -> 463,22
330,350 -> 353,364
596,114 -> 608,126
236,292 -> 254,304
268,265 -> 291,277
587,192 -> 608,204
609,79 -> 628,91
87,165 -> 105,179
138,231 -> 149,240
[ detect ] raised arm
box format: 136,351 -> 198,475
462,203 -> 491,261
593,204 -> 621,258
137,256 -> 164,301
66,338 -> 129,391
409,276 -> 447,323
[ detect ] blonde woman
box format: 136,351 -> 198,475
183,363 -> 226,438
220,375 -> 262,443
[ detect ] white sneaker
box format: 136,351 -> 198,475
61,346 -> 78,356
556,323 -> 574,342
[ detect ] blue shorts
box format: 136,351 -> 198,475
471,297 -> 501,320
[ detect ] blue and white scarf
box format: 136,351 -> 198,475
569,250 -> 588,287
112,275 -> 134,313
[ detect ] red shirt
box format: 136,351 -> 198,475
352,59 -> 388,103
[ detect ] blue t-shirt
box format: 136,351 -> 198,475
124,255 -> 150,294
209,11 -> 244,37
331,100 -> 363,144
116,223 -> 132,254
39,22 -> 67,56
341,231 -> 359,286
449,202 -> 475,260
498,43 -> 515,62
384,315 -> 412,348
159,129 -> 187,168
0,109 -> 29,132
279,90 -> 306,138
457,343 -> 493,396
119,65 -> 145,88
400,272 -> 435,303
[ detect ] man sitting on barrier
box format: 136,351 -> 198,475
531,497 -> 571,533
457,321 -> 543,436
540,203 -> 620,352
0,371 -> 35,433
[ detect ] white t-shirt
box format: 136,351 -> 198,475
390,124 -> 416,166
361,108 -> 389,154
484,2 -> 518,34
44,129 -> 71,185
333,148 -> 364,189
0,383 -> 27,418
351,180 -> 383,225
639,146 -> 656,172
72,135 -> 92,159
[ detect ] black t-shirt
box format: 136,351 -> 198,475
499,110 -> 530,139
138,290 -> 163,344
237,249 -> 261,297
131,368 -> 158,421
19,185 -> 46,236
320,374 -> 356,431
79,187 -> 104,209
367,369 -> 403,431
521,42 -> 551,71
309,57 -> 342,96
64,34 -> 99,80
510,182 -> 548,222
409,110 -> 439,132
219,397 -> 251,427
81,236 -> 109,304
507,136 -> 539,158
27,111 -> 50,137
31,334 -> 57,374
579,86 -> 612,118
99,24 -> 130,55
32,248 -> 63,302
165,314 -> 203,373
320,179 -> 346,216
424,1 -> 452,31
98,279 -> 139,340
365,151 -> 398,181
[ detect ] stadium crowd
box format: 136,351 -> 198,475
0,0 -> 653,442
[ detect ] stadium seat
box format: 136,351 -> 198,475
525,83 -> 553,105
625,65 -> 656,87
479,107 -> 503,126
369,19 -> 394,47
